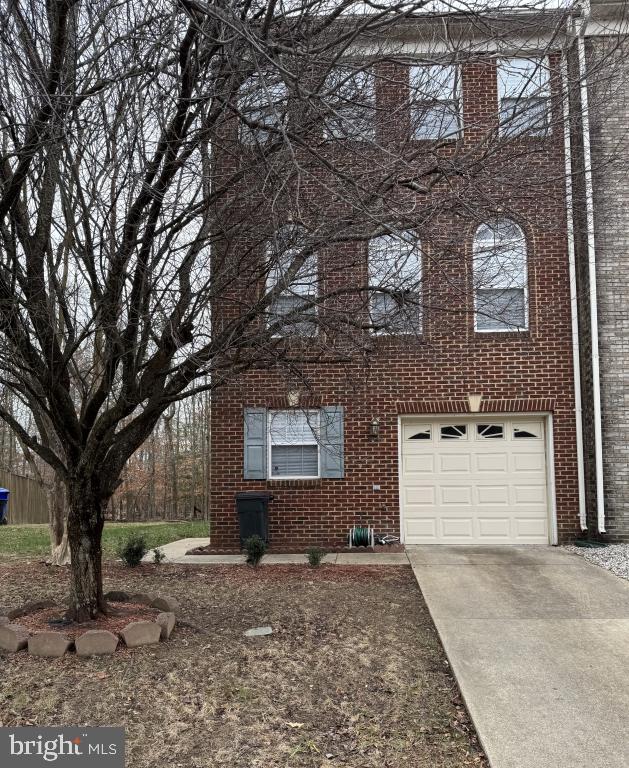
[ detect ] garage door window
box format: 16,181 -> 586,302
440,424 -> 467,439
477,423 -> 504,439
409,427 -> 431,440
514,424 -> 541,439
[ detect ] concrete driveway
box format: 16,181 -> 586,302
408,546 -> 629,768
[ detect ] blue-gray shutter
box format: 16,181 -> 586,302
244,408 -> 267,479
320,405 -> 344,478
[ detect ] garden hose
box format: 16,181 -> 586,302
348,526 -> 373,547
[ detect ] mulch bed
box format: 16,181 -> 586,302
188,543 -> 406,555
0,560 -> 488,768
17,602 -> 160,640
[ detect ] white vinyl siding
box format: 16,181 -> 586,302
368,231 -> 422,334
498,57 -> 551,137
474,220 -> 528,332
266,225 -> 317,336
410,64 -> 461,139
269,410 -> 319,478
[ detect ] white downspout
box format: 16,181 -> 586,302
561,52 -> 587,532
575,1 -> 606,533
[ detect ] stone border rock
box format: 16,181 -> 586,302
0,593 -> 180,658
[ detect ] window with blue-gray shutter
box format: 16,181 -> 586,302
244,408 -> 267,479
244,406 -> 345,480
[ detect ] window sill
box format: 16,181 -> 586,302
474,329 -> 530,338
410,136 -> 460,143
370,331 -> 424,341
267,478 -> 323,488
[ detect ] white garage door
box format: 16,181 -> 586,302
401,417 -> 549,545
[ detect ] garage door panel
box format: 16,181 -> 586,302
513,452 -> 545,472
478,517 -> 511,537
513,485 -> 546,505
403,454 -> 434,473
402,417 -> 549,545
477,485 -> 510,504
405,486 -> 435,505
439,453 -> 471,473
515,518 -> 548,538
440,518 -> 475,539
476,453 -> 508,472
406,518 -> 437,539
440,486 -> 473,505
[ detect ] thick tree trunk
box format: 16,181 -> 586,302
66,478 -> 107,622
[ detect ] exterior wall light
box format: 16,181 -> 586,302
369,418 -> 380,439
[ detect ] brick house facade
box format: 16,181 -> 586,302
209,12 -> 593,548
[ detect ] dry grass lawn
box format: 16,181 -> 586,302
0,561 -> 487,768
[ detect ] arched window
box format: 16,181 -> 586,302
368,230 -> 422,334
266,225 -> 317,336
473,220 -> 528,332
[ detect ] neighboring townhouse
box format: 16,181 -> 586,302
209,8 -> 596,549
568,0 -> 629,541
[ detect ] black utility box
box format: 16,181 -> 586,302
236,492 -> 273,546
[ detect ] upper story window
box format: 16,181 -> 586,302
266,225 -> 318,336
238,73 -> 288,145
368,230 -> 422,335
474,219 -> 528,332
322,66 -> 376,141
269,410 -> 319,478
409,64 -> 461,140
498,57 -> 551,137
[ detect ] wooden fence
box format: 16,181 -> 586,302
0,469 -> 49,524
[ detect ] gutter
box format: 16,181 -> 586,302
575,0 -> 606,534
561,52 -> 588,532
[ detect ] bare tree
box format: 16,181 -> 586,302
0,0 -> 611,619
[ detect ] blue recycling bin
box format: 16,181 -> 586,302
0,488 -> 9,524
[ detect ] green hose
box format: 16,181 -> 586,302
350,526 -> 371,547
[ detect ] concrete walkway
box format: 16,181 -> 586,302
144,538 -> 409,565
408,546 -> 629,768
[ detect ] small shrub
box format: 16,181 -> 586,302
306,546 -> 326,568
244,535 -> 267,567
152,547 -> 166,564
117,534 -> 147,567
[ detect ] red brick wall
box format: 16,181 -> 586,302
210,54 -> 580,548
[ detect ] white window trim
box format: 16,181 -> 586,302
368,231 -> 423,336
497,56 -> 551,139
267,409 -> 320,480
265,229 -> 319,338
473,221 -> 529,334
473,285 -> 529,334
322,65 -> 376,142
238,75 -> 289,145
409,63 -> 463,140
